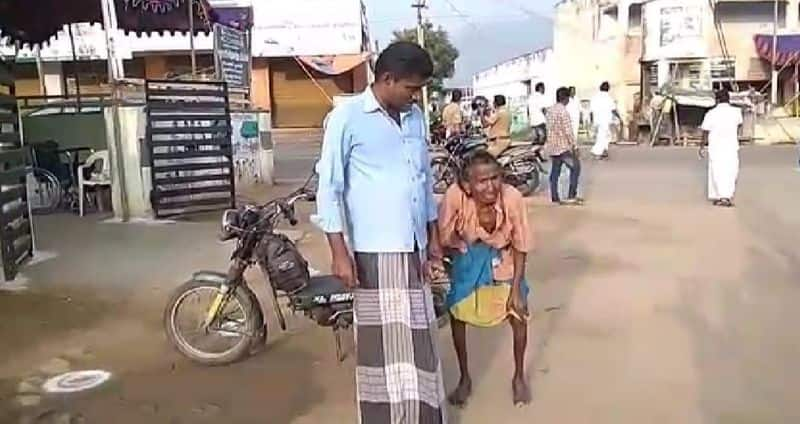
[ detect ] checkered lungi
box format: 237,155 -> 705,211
353,252 -> 447,424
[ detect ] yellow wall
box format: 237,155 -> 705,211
251,58 -> 271,112
144,56 -> 169,79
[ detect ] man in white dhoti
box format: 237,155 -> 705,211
590,81 -> 620,159
700,90 -> 742,207
567,86 -> 581,139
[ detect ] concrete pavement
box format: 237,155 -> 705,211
1,145 -> 800,423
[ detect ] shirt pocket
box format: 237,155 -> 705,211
405,135 -> 429,180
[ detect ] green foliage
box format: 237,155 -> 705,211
392,22 -> 459,94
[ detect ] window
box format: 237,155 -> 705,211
715,2 -> 786,29
595,5 -> 619,40
710,58 -> 736,82
629,3 -> 643,34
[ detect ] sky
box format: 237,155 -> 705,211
363,0 -> 560,85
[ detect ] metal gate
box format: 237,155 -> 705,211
0,63 -> 33,281
146,80 -> 235,218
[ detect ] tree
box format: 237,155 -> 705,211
392,22 -> 459,94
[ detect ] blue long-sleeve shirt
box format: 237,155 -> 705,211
311,89 -> 437,253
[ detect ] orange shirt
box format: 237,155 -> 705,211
438,183 -> 531,281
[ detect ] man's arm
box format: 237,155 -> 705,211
423,126 -> 444,279
313,108 -> 355,287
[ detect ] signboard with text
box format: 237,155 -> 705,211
214,24 -> 251,89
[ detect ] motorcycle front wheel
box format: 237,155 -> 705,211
164,280 -> 261,366
506,167 -> 541,197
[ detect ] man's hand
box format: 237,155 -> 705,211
326,233 -> 356,288
698,145 -> 706,160
332,251 -> 357,289
507,285 -> 526,318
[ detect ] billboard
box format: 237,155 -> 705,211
643,0 -> 707,60
251,0 -> 363,57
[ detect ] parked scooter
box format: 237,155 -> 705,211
164,174 -> 450,365
430,136 -> 546,196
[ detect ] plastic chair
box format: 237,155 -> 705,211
77,150 -> 111,216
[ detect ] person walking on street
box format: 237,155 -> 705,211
442,89 -> 464,138
528,82 -> 549,144
566,86 -> 581,140
483,95 -> 512,157
546,87 -> 583,205
438,151 -> 532,408
700,89 -> 742,207
590,81 -> 621,159
313,41 -> 447,424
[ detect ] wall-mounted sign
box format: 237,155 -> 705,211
214,24 -> 250,88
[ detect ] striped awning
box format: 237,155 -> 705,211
754,34 -> 800,67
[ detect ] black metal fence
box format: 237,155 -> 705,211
0,63 -> 32,281
145,80 -> 235,218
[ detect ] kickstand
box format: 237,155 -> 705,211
334,328 -> 346,362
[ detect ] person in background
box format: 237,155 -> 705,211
483,94 -> 512,157
442,89 -> 465,138
545,87 -> 583,205
590,81 -> 621,159
439,151 -> 532,407
566,86 -> 581,140
314,41 -> 447,424
700,89 -> 742,207
528,82 -> 548,144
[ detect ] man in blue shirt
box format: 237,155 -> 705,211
313,42 -> 446,423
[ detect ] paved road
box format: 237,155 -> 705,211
2,145 -> 800,423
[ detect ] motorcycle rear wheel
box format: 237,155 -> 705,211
431,157 -> 456,195
164,280 -> 260,366
508,168 -> 541,197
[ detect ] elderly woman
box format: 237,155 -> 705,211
438,150 -> 532,407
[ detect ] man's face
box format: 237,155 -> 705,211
467,162 -> 502,205
384,74 -> 429,112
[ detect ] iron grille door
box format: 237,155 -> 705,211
146,80 -> 235,218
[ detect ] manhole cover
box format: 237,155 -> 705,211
42,370 -> 111,393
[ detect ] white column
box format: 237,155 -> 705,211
787,0 -> 799,30
41,62 -> 65,96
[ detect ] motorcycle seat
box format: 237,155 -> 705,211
291,275 -> 352,309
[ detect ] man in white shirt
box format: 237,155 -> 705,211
566,86 -> 581,139
590,81 -> 621,159
528,82 -> 549,144
700,90 -> 743,207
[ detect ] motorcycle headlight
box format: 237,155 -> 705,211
220,209 -> 240,240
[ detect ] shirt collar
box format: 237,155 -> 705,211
362,87 -> 383,113
361,87 -> 419,121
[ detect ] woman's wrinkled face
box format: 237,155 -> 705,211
466,162 -> 502,205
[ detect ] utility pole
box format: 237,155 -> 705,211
771,0 -> 779,105
188,0 -> 197,77
412,0 -> 430,130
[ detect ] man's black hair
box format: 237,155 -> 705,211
494,95 -> 506,107
556,87 -> 571,103
374,41 -> 434,81
451,89 -> 463,102
600,81 -> 610,92
715,89 -> 730,104
535,82 -> 545,93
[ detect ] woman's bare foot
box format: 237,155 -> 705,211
448,377 -> 472,407
512,376 -> 531,406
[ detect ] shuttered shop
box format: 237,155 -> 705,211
270,58 -> 354,128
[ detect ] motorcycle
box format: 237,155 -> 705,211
430,136 -> 546,197
164,175 -> 450,365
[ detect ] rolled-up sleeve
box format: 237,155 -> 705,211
311,108 -> 349,234
423,146 -> 438,222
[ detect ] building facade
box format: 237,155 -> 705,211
553,0 -> 800,124
472,48 -> 554,132
2,0 -> 372,128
